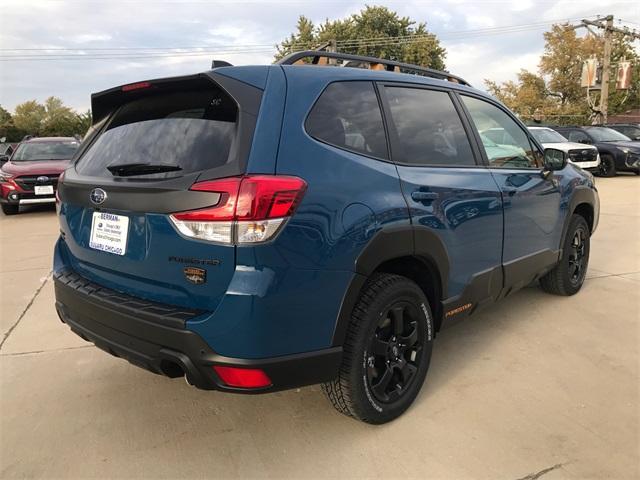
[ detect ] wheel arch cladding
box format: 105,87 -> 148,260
559,187 -> 599,256
573,202 -> 594,232
373,256 -> 443,332
332,227 -> 448,346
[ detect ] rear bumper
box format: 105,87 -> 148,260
54,268 -> 341,393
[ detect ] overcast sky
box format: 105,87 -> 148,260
1,0 -> 638,113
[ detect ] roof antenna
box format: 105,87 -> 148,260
211,60 -> 233,69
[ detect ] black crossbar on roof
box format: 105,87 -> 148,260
276,50 -> 471,87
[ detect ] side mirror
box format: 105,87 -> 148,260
578,139 -> 592,144
0,154 -> 9,164
542,148 -> 567,177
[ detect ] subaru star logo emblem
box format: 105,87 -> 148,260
90,188 -> 107,205
36,176 -> 49,184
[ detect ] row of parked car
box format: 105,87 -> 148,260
526,124 -> 640,177
483,123 -> 640,177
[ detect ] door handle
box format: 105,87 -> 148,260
411,191 -> 438,202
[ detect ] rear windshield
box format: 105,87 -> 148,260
12,140 -> 79,162
76,86 -> 237,177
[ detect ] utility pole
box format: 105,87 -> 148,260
315,39 -> 338,64
570,15 -> 640,123
599,16 -> 613,123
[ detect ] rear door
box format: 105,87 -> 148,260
458,94 -> 564,292
378,83 -> 504,312
58,73 -> 262,311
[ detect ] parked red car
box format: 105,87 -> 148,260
0,137 -> 80,215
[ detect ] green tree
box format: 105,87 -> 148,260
74,110 -> 92,137
539,24 -> 639,118
8,99 -> 91,138
12,100 -> 45,135
487,23 -> 639,124
486,70 -> 553,116
606,31 -> 640,116
0,105 -> 10,126
0,105 -> 27,142
276,6 -> 446,70
539,25 -> 597,107
41,97 -> 79,136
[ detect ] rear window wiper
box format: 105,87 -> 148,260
106,162 -> 182,177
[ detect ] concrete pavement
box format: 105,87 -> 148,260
1,176 -> 638,479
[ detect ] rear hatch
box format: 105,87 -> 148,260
58,72 -> 262,311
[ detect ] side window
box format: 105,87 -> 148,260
384,87 -> 475,166
568,130 -> 590,143
306,81 -> 388,159
461,95 -> 542,169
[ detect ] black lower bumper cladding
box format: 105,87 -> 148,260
54,269 -> 342,393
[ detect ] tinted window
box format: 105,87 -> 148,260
567,130 -> 590,143
462,96 -> 541,169
584,126 -> 631,142
306,82 -> 388,159
12,140 -> 79,162
384,87 -> 474,166
76,87 -> 237,177
614,125 -> 640,140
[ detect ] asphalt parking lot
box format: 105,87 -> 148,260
0,175 -> 638,479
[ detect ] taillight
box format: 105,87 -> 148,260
169,175 -> 307,245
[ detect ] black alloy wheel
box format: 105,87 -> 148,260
599,154 -> 616,177
540,214 -> 590,296
322,273 -> 434,424
366,303 -> 423,403
568,227 -> 587,287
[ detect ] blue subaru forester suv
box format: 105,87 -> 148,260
54,51 -> 599,424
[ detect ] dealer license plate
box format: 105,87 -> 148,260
89,212 -> 129,256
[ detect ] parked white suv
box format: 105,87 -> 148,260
528,127 -> 600,172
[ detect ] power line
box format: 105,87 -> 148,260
0,18 -> 580,52
0,16 -> 602,62
0,19 -> 592,57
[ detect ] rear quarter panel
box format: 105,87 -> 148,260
189,68 -> 412,358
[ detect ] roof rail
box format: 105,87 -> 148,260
276,50 -> 471,87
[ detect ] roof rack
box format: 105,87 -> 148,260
276,50 -> 471,87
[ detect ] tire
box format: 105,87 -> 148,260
322,273 -> 434,424
540,215 -> 590,296
1,204 -> 19,215
599,154 -> 616,177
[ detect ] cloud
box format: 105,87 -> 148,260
464,15 -> 496,29
0,0 -> 637,112
64,34 -> 113,44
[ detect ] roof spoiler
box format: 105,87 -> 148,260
90,73 -> 211,125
